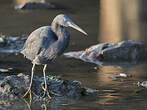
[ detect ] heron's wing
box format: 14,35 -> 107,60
21,26 -> 58,61
35,28 -> 70,64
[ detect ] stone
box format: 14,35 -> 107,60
0,73 -> 90,101
14,2 -> 55,10
0,35 -> 27,54
64,40 -> 147,63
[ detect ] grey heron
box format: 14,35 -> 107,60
21,14 -> 87,99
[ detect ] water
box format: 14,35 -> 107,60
0,0 -> 147,110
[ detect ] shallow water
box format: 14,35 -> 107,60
1,0 -> 147,110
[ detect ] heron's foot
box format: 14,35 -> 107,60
42,90 -> 51,99
49,91 -> 60,96
41,83 -> 60,98
23,88 -> 31,98
23,98 -> 31,110
42,85 -> 51,99
23,89 -> 32,104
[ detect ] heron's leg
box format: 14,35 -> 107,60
42,64 -> 51,99
23,63 -> 35,98
43,64 -> 47,91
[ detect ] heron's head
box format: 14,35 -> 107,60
52,14 -> 88,35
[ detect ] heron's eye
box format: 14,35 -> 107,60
63,19 -> 68,25
63,18 -> 66,22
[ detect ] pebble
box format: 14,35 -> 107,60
137,81 -> 147,87
110,73 -> 128,79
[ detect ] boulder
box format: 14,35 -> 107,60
14,2 -> 55,10
64,40 -> 147,64
0,73 -> 88,101
0,35 -> 27,54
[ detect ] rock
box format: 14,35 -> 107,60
64,40 -> 147,64
109,73 -> 130,79
0,35 -> 27,54
0,35 -> 6,47
0,73 -> 89,101
85,88 -> 98,93
0,68 -> 13,73
14,2 -> 56,10
137,81 -> 147,87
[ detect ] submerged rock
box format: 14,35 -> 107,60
137,81 -> 147,87
14,2 -> 56,10
64,40 -> 147,64
0,35 -> 27,54
0,68 -> 13,73
0,73 -> 89,101
109,73 -> 130,79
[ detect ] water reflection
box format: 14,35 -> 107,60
97,61 -> 147,85
96,63 -> 147,106
99,0 -> 142,43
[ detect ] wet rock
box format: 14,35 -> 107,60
137,81 -> 147,87
64,40 -> 147,64
109,73 -> 130,79
0,35 -> 7,47
0,68 -> 13,73
14,2 -> 56,10
0,73 -> 89,101
85,88 -> 98,93
0,35 -> 27,54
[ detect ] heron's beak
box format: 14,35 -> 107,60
68,21 -> 88,36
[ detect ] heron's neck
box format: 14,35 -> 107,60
51,22 -> 69,40
51,22 -> 70,55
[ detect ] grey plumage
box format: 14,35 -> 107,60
21,14 -> 87,99
21,26 -> 69,64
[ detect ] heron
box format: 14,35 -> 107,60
21,14 -> 87,99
